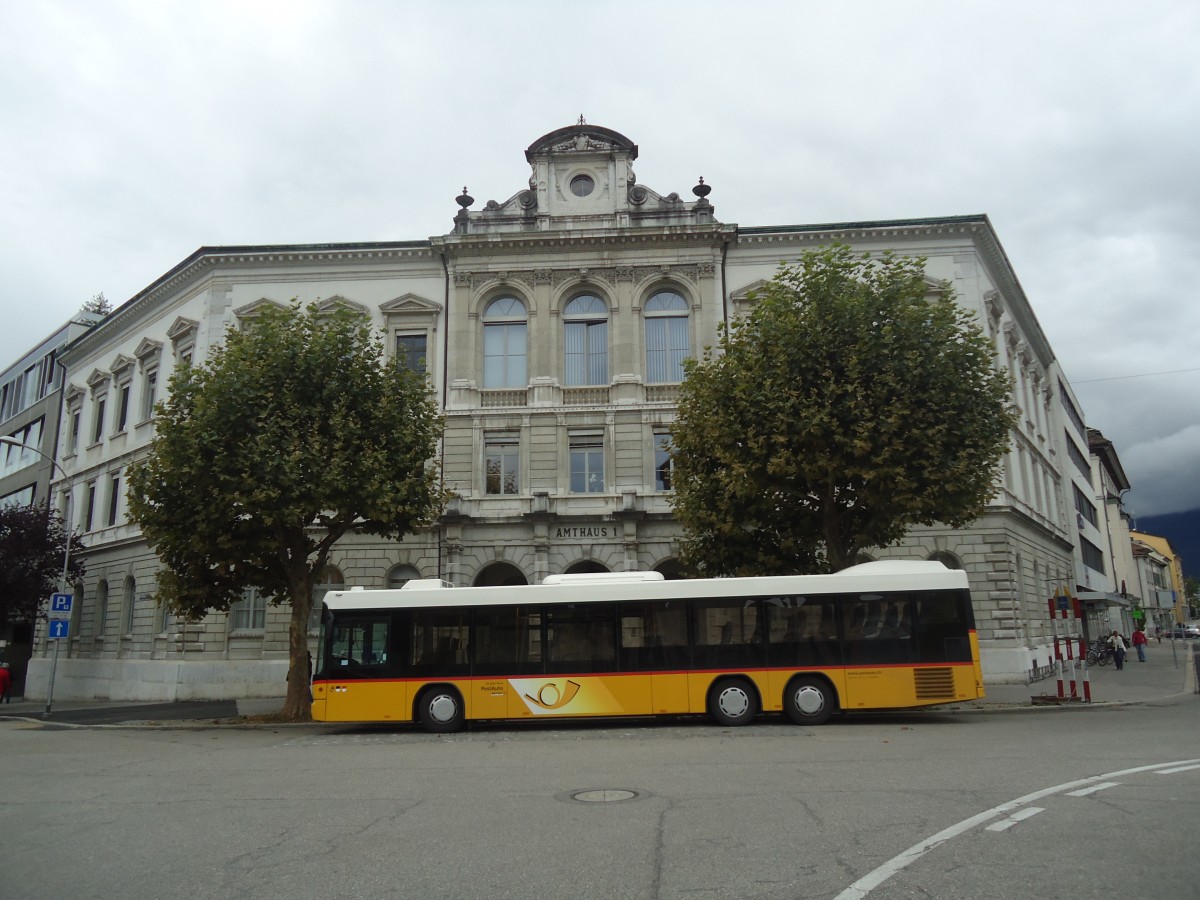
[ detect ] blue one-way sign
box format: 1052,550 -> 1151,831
48,619 -> 70,639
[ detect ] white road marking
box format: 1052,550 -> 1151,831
832,759 -> 1200,900
1066,781 -> 1120,796
1157,763 -> 1200,774
985,807 -> 1044,831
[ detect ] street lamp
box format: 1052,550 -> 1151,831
0,435 -> 73,717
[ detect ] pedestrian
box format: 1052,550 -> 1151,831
0,662 -> 12,703
1155,624 -> 1162,644
1131,626 -> 1148,662
1108,630 -> 1128,670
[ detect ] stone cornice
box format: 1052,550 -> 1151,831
60,241 -> 434,366
738,216 -> 1055,363
432,224 -> 736,259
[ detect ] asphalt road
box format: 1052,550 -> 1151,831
1,698 -> 1197,900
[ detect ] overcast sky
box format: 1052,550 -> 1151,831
2,1 -> 1197,519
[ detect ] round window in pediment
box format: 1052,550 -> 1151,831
569,173 -> 595,197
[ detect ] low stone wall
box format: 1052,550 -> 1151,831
24,657 -> 288,702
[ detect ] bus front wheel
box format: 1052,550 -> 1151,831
784,676 -> 835,726
416,686 -> 465,733
708,677 -> 758,727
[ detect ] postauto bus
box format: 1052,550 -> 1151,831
311,560 -> 984,731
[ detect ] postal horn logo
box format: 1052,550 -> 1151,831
524,679 -> 581,710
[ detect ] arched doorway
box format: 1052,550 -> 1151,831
563,560 -> 609,575
653,558 -> 686,580
474,562 -> 528,586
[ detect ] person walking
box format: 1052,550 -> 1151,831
1108,631 -> 1128,670
0,662 -> 12,703
1131,626 -> 1148,662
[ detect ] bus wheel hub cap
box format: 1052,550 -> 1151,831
430,696 -> 457,722
795,687 -> 824,715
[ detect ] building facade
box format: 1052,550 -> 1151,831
26,123 -> 1093,701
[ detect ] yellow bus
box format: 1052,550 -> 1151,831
311,560 -> 984,732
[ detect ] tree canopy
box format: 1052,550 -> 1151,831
0,504 -> 86,629
670,244 -> 1016,576
127,302 -> 446,719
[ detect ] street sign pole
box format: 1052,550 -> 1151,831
45,593 -> 73,719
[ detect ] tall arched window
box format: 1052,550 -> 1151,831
563,294 -> 608,386
644,291 -> 690,383
123,576 -> 136,635
96,579 -> 109,636
483,297 -> 527,388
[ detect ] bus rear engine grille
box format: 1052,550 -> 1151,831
913,667 -> 955,699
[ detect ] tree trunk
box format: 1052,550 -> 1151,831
281,576 -> 314,722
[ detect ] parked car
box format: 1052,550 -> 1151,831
1164,625 -> 1200,639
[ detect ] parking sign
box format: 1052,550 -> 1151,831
49,593 -> 73,618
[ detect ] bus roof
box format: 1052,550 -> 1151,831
321,560 -> 969,612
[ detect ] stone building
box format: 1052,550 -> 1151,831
25,122 -> 1089,700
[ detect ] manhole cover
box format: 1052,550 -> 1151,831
572,789 -> 638,803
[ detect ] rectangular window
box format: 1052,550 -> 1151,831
409,608 -> 470,677
230,587 -> 267,631
618,600 -> 689,671
84,482 -> 97,531
766,596 -> 841,667
92,396 -> 107,444
328,616 -> 390,671
1073,484 -> 1098,527
67,407 -> 81,453
472,605 -> 543,676
645,317 -> 689,383
1065,432 -> 1091,481
107,474 -> 120,526
396,334 -> 428,375
654,433 -> 673,491
569,433 -> 605,493
692,598 -> 765,669
564,320 -> 608,386
483,323 -> 527,389
485,432 -> 520,495
141,370 -> 157,421
115,383 -> 131,432
545,603 -> 616,673
1080,537 -> 1106,574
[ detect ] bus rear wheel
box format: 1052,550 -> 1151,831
708,677 -> 758,727
416,686 -> 465,733
784,676 -> 834,726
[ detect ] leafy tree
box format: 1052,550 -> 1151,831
127,302 -> 446,720
0,504 -> 86,629
671,244 -> 1016,576
80,292 -> 112,315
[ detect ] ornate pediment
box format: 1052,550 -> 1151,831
525,122 -> 638,162
379,293 -> 442,315
166,316 -> 199,342
232,297 -> 289,321
134,338 -> 164,364
85,368 -> 110,391
313,295 -> 370,318
109,353 -> 135,377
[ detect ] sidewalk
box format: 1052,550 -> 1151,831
955,637 -> 1198,711
0,643 -> 1194,726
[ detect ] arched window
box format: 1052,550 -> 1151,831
564,560 -> 609,574
388,564 -> 422,588
483,297 -> 527,388
123,576 -> 136,635
928,551 -> 963,570
95,579 -> 109,636
644,291 -> 690,383
563,295 -> 608,386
